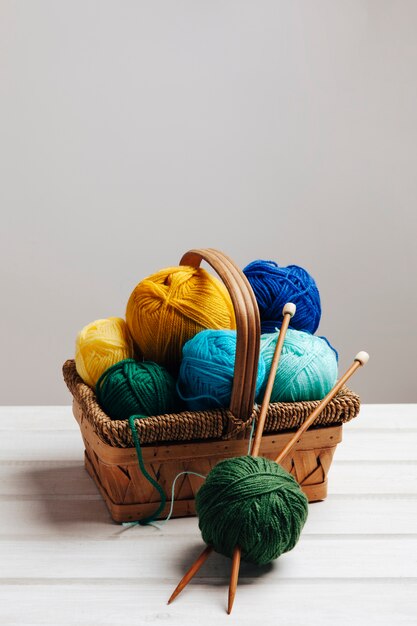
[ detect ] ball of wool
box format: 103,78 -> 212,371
75,317 -> 134,388
259,328 -> 338,402
126,266 -> 236,373
177,329 -> 266,410
243,260 -> 321,334
96,359 -> 180,420
196,456 -> 308,565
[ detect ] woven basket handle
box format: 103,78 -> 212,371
180,248 -> 260,427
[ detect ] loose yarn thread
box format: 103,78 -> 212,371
122,412 -> 257,529
123,386 -> 309,566
243,260 -> 321,334
127,415 -> 167,525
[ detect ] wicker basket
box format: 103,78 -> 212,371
63,248 -> 360,523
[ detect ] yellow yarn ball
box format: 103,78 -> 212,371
75,317 -> 134,387
126,266 -> 236,372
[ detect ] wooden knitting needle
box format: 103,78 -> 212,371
167,544 -> 212,605
275,351 -> 369,464
227,350 -> 369,613
168,303 -> 296,608
227,302 -> 296,614
250,303 -> 296,457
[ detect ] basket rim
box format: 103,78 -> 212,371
73,397 -> 344,464
63,359 -> 361,449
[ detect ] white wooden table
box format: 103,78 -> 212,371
1,405 -> 416,625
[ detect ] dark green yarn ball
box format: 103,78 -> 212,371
195,456 -> 309,565
96,358 -> 180,420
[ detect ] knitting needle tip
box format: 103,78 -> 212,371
167,584 -> 182,605
227,546 -> 241,614
167,545 -> 213,605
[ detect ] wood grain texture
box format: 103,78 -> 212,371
0,404 -> 417,625
2,582 -> 417,626
0,496 -> 416,537
1,536 -> 416,579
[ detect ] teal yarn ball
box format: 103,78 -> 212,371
96,358 -> 180,420
196,456 -> 309,565
259,329 -> 338,402
177,329 -> 266,410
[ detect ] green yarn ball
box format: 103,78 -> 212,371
196,456 -> 308,565
96,358 -> 180,420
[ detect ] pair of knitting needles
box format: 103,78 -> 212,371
168,303 -> 369,613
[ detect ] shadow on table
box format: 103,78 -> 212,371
21,463 -> 114,532
175,541 -> 274,582
168,542 -> 275,610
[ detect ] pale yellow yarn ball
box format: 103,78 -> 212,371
126,266 -> 236,372
75,317 -> 134,387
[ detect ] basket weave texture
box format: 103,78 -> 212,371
63,359 -> 360,448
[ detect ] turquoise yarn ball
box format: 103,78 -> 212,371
196,456 -> 309,565
259,329 -> 338,402
177,329 -> 266,410
96,358 -> 180,420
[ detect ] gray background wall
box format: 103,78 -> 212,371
1,0 -> 416,405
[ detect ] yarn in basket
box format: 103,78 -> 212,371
177,329 -> 266,410
126,266 -> 236,373
196,455 -> 308,565
243,260 -> 321,334
75,317 -> 134,387
259,328 -> 338,402
96,359 -> 180,420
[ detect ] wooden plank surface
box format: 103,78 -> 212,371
0,497 -> 416,537
0,404 -> 416,625
1,536 -> 416,579
1,581 -> 416,626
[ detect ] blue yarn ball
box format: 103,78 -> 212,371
177,329 -> 266,410
243,260 -> 321,334
259,328 -> 338,402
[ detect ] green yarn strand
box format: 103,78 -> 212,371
95,360 -> 179,526
128,415 -> 166,526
